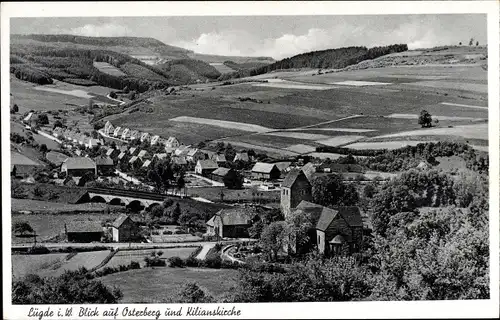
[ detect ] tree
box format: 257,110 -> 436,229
260,221 -> 290,261
174,282 -> 213,303
459,42 -> 462,45
109,91 -> 117,99
39,144 -> 48,154
13,221 -> 34,235
11,104 -> 19,114
469,37 -> 474,46
418,110 -> 433,128
53,120 -> 63,129
223,171 -> 244,189
311,174 -> 359,207
36,113 -> 49,126
363,184 -> 376,198
475,41 -> 479,46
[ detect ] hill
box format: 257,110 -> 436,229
219,44 -> 408,80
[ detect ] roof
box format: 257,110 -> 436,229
215,207 -> 258,226
332,206 -> 363,227
281,169 -> 309,188
130,130 -> 140,137
129,147 -> 137,154
138,150 -> 148,158
118,152 -> 126,159
301,162 -> 316,181
211,167 -> 232,177
215,154 -> 226,162
23,112 -> 33,122
315,207 -> 339,231
173,156 -> 187,165
197,159 -> 218,169
154,153 -> 168,160
206,215 -> 216,227
46,151 -> 69,166
142,160 -> 151,168
66,221 -> 102,233
275,161 -> 292,171
129,156 -> 140,164
330,235 -> 346,244
63,157 -> 96,169
106,148 -> 116,156
187,148 -> 201,157
95,156 -> 114,166
112,214 -> 131,229
140,132 -> 150,139
318,163 -> 365,173
166,136 -> 178,144
234,152 -> 249,162
252,162 -> 278,173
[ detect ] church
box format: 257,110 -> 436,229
280,167 -> 364,256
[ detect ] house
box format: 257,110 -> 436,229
117,151 -> 127,161
290,201 -> 363,256
65,221 -> 103,243
233,152 -> 250,162
174,145 -> 191,157
153,153 -> 168,161
61,157 -> 96,177
140,132 -> 150,143
52,127 -> 63,138
86,138 -> 102,149
111,214 -> 140,242
121,128 -> 130,140
129,130 -> 140,141
46,151 -> 69,167
275,161 -> 292,177
137,150 -> 148,159
128,147 -> 138,155
186,148 -> 206,163
416,161 -> 430,170
142,160 -> 152,169
251,162 -> 281,180
95,156 -> 115,175
165,136 -> 180,149
129,156 -> 142,167
104,121 -> 115,135
11,151 -> 43,178
195,159 -> 218,176
172,156 -> 188,167
280,169 -> 312,218
210,167 -> 236,183
150,135 -> 160,146
106,148 -> 119,159
211,154 -> 227,167
23,112 -> 34,124
207,208 -> 258,238
113,126 -> 123,137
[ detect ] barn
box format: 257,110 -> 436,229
251,162 -> 281,180
207,207 -> 258,239
65,221 -> 103,243
111,214 -> 140,242
61,157 -> 96,177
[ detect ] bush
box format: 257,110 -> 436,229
174,230 -> 183,235
167,256 -> 185,268
203,254 -> 222,269
184,256 -> 200,267
129,261 -> 141,269
144,255 -> 166,267
27,246 -> 50,254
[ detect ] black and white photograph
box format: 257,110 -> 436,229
2,1 -> 499,319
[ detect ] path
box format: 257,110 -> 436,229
106,93 -> 126,106
196,243 -> 216,260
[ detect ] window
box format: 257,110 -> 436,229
318,235 -> 320,244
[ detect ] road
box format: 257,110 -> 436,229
195,243 -> 216,260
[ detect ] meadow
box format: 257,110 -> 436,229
100,267 -> 239,303
105,247 -> 198,268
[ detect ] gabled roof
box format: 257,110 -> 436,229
206,215 -> 216,227
330,235 -> 346,244
295,201 -> 325,225
95,156 -> 114,166
315,206 -> 339,231
275,161 -> 292,171
129,156 -> 140,164
211,167 -> 232,177
46,151 -> 69,166
63,157 -> 96,169
140,132 -> 150,140
66,221 -> 102,233
154,153 -> 168,160
234,152 -> 249,162
112,214 -> 132,229
166,136 -> 178,144
138,150 -> 148,158
197,159 -> 218,169
331,206 -> 363,227
129,130 -> 140,137
215,154 -> 226,162
215,207 -> 258,226
301,162 -> 316,181
106,148 -> 116,156
187,148 -> 201,157
23,112 -> 34,122
294,201 -> 363,230
252,162 -> 278,173
129,147 -> 137,155
118,152 -> 126,159
281,169 -> 309,188
142,160 -> 151,168
173,156 -> 187,165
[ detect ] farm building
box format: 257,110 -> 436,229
290,201 -> 363,256
150,135 -> 160,146
142,160 -> 152,168
210,167 -> 237,184
281,169 -> 312,218
129,147 -> 138,155
195,159 -> 218,176
206,207 -> 258,239
121,128 -> 130,140
251,162 -> 281,180
165,136 -> 180,148
95,156 -> 115,175
10,155 -> 42,178
416,161 -> 430,170
129,130 -> 140,141
233,152 -> 250,162
140,132 -> 150,142
104,121 -> 115,135
111,214 -> 140,242
65,221 -> 103,243
106,148 -> 119,159
186,148 -> 207,163
137,150 -> 148,159
61,157 -> 96,177
46,151 -> 69,167
113,126 -> 123,137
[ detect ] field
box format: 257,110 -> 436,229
93,62 -> 127,77
12,251 -> 112,278
209,62 -> 236,74
11,212 -> 118,242
187,187 -> 280,203
100,267 -> 239,303
105,247 -> 198,268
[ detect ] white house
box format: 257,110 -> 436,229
121,128 -> 130,140
150,135 -> 160,146
165,136 -> 180,148
140,132 -> 150,143
113,126 -> 123,137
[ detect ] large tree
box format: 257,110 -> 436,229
418,110 -> 433,128
260,221 -> 290,261
311,174 -> 359,207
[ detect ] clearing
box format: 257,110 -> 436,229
170,116 -> 272,133
34,87 -> 94,99
93,61 -> 127,77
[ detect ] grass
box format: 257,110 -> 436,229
119,63 -> 167,81
93,62 -> 127,77
105,247 -> 198,268
12,253 -> 68,279
187,187 -> 280,203
99,267 -> 239,303
48,251 -> 112,277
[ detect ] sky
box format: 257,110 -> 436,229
10,15 -> 487,60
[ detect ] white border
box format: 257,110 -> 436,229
1,1 -> 499,319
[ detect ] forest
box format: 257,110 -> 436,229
219,44 -> 408,80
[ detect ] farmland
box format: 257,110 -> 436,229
99,267 -> 239,303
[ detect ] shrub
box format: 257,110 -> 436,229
129,261 -> 140,269
167,256 -> 185,268
144,256 -> 166,267
203,255 -> 222,269
174,230 -> 183,235
28,246 -> 50,254
184,256 -> 200,267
